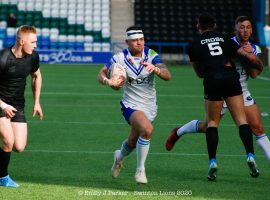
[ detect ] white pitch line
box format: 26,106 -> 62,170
25,91 -> 204,98
24,91 -> 270,99
27,120 -> 270,128
24,149 -> 265,158
258,76 -> 270,81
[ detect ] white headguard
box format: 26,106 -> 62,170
126,29 -> 144,39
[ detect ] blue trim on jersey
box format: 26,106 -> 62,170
152,55 -> 162,65
122,47 -> 149,76
137,63 -> 144,75
231,36 -> 241,46
123,49 -> 129,57
106,57 -> 117,68
144,46 -> 149,56
112,56 -> 117,63
124,58 -> 139,75
123,49 -> 141,76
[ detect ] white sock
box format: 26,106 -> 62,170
177,120 -> 200,136
117,140 -> 134,161
136,137 -> 150,171
256,134 -> 270,163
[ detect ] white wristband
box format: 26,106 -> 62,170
103,77 -> 110,86
0,101 -> 10,110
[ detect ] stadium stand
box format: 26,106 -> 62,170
134,0 -> 255,53
0,0 -> 111,52
0,0 -> 263,60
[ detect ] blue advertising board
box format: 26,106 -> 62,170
37,50 -> 112,64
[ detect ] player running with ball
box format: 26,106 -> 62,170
97,25 -> 171,184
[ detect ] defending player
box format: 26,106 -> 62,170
0,25 -> 43,187
97,26 -> 171,184
166,16 -> 270,171
170,13 -> 262,181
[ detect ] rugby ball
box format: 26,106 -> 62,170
108,63 -> 126,80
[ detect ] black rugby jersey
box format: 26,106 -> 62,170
0,48 -> 39,105
188,31 -> 239,79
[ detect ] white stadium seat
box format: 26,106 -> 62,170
58,35 -> 67,42
76,16 -> 84,24
51,9 -> 60,18
10,0 -> 19,4
60,9 -> 68,18
84,35 -> 94,43
6,27 -> 16,36
50,34 -> 58,42
93,42 -> 101,52
76,35 -> 84,42
50,28 -> 59,35
84,42 -> 93,51
42,9 -> 51,18
34,2 -> 43,11
0,21 -> 7,28
41,28 -> 50,37
85,22 -> 93,31
102,43 -> 110,52
68,16 -> 76,24
67,35 -> 76,42
17,2 -> 26,10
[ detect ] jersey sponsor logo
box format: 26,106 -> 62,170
128,76 -> 151,85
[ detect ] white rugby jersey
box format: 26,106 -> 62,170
231,36 -> 262,92
106,47 -> 163,107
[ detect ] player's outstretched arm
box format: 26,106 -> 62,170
31,68 -> 43,120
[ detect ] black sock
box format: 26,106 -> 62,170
206,127 -> 218,160
239,124 -> 254,155
0,148 -> 11,178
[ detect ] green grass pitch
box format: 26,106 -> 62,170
1,64 -> 270,200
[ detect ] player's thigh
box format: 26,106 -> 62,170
129,110 -> 153,137
226,95 -> 247,126
0,117 -> 14,150
11,122 -> 27,152
244,104 -> 264,134
205,100 -> 223,127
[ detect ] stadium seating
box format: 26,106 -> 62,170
134,0 -> 255,50
0,0 -> 111,52
0,0 -> 256,53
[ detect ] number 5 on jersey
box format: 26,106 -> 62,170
208,42 -> 223,56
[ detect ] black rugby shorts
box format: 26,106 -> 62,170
203,76 -> 242,101
0,107 -> 26,122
